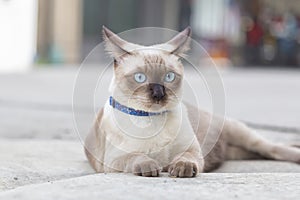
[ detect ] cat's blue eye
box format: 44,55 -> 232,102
134,73 -> 147,83
164,72 -> 175,82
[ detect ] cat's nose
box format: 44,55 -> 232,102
149,83 -> 165,101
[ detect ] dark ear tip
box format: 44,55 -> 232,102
102,25 -> 108,34
184,26 -> 192,37
102,26 -> 114,39
102,26 -> 106,37
102,25 -> 109,32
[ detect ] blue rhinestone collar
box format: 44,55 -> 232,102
109,96 -> 168,116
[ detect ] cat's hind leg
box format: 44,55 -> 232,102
225,145 -> 263,160
224,119 -> 300,163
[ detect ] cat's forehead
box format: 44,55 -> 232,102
120,49 -> 182,72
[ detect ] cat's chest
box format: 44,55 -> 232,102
103,104 -> 184,152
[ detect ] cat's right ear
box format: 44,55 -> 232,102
102,26 -> 139,61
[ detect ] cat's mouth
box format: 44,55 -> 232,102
151,96 -> 167,106
154,100 -> 162,104
151,99 -> 167,108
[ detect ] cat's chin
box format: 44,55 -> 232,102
147,103 -> 167,112
143,102 -> 179,113
131,104 -> 166,113
128,102 -> 172,113
124,96 -> 180,112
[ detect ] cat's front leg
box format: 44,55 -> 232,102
109,153 -> 162,177
168,150 -> 204,178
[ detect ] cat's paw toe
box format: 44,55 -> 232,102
133,160 -> 161,177
168,161 -> 198,178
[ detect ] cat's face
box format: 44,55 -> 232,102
103,27 -> 191,112
113,51 -> 184,111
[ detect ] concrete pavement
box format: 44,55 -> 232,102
1,173 -> 299,200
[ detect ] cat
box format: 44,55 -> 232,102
84,26 -> 300,177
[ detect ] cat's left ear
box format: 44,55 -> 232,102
102,26 -> 141,61
155,27 -> 192,57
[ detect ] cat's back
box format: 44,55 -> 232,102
184,102 -> 225,143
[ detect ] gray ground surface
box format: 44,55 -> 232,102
1,173 -> 299,200
0,66 -> 300,199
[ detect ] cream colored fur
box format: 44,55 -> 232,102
85,26 -> 300,178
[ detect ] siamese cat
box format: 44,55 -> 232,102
85,26 -> 300,178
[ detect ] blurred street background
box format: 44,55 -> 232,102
1,0 -> 300,199
2,0 -> 300,71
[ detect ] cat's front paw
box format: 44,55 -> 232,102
168,161 -> 198,178
133,160 -> 161,177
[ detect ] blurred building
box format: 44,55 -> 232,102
37,0 -> 184,64
36,0 -> 300,66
